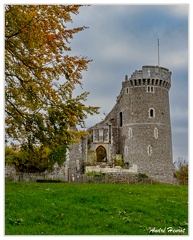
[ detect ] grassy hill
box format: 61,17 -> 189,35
5,182 -> 188,235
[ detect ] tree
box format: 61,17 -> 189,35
5,5 -> 99,151
174,157 -> 188,185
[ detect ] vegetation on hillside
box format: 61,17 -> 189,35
174,157 -> 188,185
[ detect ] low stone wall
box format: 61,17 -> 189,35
5,164 -> 178,184
5,164 -> 66,182
71,173 -> 154,184
85,164 -> 138,174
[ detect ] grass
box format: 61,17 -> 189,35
5,182 -> 188,235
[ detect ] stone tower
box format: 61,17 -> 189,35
89,65 -> 174,183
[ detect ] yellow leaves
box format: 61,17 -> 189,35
5,5 -> 99,150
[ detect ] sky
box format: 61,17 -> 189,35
65,4 -> 189,163
0,1 -> 191,239
0,1 -> 189,165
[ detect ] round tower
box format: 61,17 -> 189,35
118,66 -> 174,182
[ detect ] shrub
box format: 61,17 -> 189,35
113,154 -> 124,168
5,143 -> 67,173
138,173 -> 149,179
174,157 -> 188,185
86,171 -> 105,177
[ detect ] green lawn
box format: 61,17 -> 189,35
5,182 -> 188,235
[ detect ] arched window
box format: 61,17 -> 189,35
147,145 -> 152,156
154,127 -> 158,139
128,128 -> 132,139
149,108 -> 155,118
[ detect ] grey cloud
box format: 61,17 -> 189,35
70,5 -> 188,162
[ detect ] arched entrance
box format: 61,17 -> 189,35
96,146 -> 107,162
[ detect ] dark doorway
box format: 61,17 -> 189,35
96,146 -> 107,162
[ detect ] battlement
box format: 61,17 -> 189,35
130,66 -> 171,81
124,66 -> 171,90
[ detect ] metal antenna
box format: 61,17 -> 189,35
158,38 -> 160,67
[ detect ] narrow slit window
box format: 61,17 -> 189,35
120,112 -> 123,127
128,128 -> 132,139
147,86 -> 154,93
147,145 -> 152,156
154,127 -> 158,139
149,108 -> 155,118
124,146 -> 128,156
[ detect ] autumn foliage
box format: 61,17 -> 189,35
5,5 -> 99,171
174,158 -> 188,185
5,5 -> 99,152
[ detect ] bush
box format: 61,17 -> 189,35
113,154 -> 124,168
5,142 -> 67,173
138,173 -> 149,179
174,157 -> 188,185
86,171 -> 105,177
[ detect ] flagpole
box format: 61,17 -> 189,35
158,38 -> 160,67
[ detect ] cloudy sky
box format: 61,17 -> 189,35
1,2 -> 189,164
67,4 -> 188,163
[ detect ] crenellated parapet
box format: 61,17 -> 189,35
124,66 -> 171,90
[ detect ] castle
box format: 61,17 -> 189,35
5,65 -> 175,183
82,65 -> 174,183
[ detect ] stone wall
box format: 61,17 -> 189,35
88,66 -> 175,184
68,172 -> 177,184
85,164 -> 138,174
5,163 -> 66,182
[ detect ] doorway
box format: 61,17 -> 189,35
96,146 -> 107,162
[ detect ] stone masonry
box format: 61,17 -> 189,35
88,66 -> 175,183
5,66 -> 176,184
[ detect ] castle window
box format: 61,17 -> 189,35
128,128 -> 132,139
154,127 -> 158,139
147,86 -> 154,93
99,129 -> 103,142
124,146 -> 128,156
120,112 -> 123,127
149,108 -> 155,118
147,145 -> 152,156
134,80 -> 137,86
126,88 -> 129,94
108,125 -> 111,143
